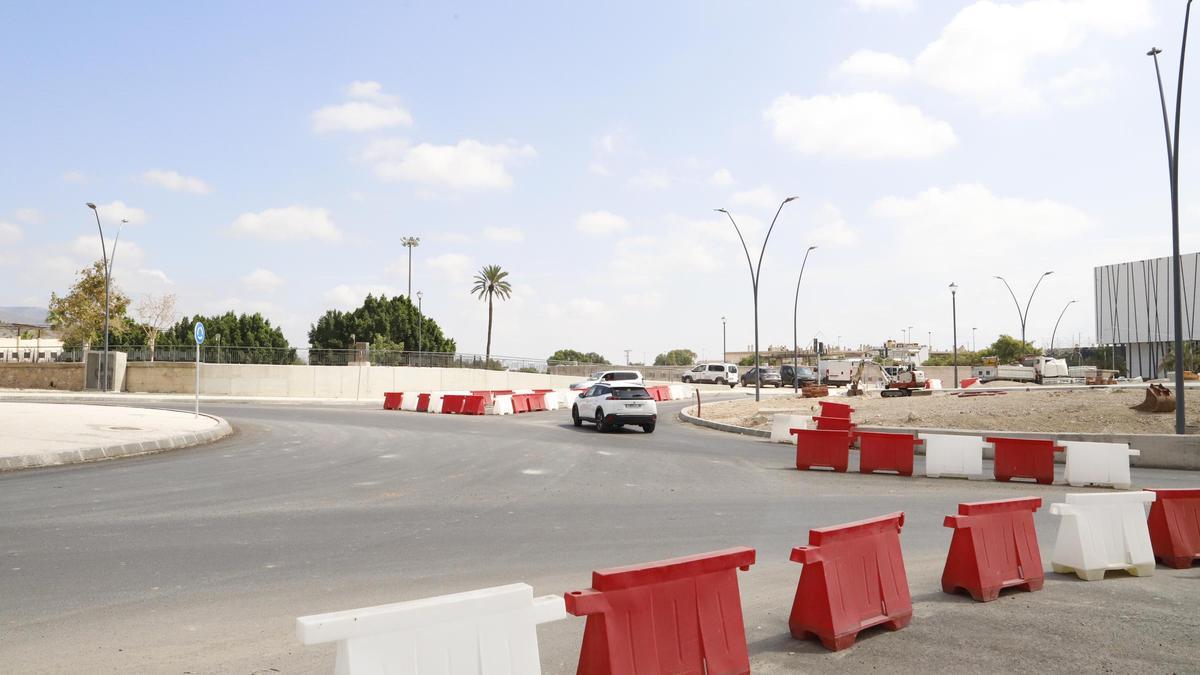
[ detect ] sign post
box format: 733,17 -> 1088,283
194,321 -> 206,418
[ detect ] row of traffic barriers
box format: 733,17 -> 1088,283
382,384 -> 698,416
785,400 -> 1140,488
296,491 -> 1200,673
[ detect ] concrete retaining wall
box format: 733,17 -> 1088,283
123,363 -> 585,398
0,362 -> 84,390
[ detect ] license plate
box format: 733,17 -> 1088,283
626,403 -> 642,408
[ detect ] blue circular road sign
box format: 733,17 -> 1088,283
194,322 -> 206,345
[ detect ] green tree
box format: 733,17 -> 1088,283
471,265 -> 512,365
307,294 -> 456,364
654,348 -> 697,366
978,335 -> 1040,364
548,348 -> 609,364
48,260 -> 131,348
1160,342 -> 1200,374
921,351 -> 984,367
165,312 -> 294,363
738,355 -> 757,366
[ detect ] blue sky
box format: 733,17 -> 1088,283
2,0 -> 1198,362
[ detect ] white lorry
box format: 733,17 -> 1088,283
971,356 -> 1071,384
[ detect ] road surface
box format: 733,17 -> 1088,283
2,399 -> 1198,673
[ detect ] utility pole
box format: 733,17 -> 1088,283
950,283 -> 959,387
721,316 -> 726,362
401,237 -> 420,299
624,349 -> 631,366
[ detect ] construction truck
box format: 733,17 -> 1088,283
880,364 -> 927,398
970,356 -> 1071,384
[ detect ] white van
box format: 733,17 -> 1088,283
681,363 -> 739,387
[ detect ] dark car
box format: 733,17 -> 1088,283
740,366 -> 782,387
780,364 -> 817,387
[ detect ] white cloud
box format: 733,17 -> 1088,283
913,0 -> 1151,113
134,269 -> 174,286
810,203 -> 861,247
242,268 -> 285,293
1048,63 -> 1113,106
426,253 -> 474,281
0,222 -> 22,241
62,170 -> 86,183
588,161 -> 612,176
708,168 -> 735,187
729,185 -> 782,212
546,297 -> 608,319
433,232 -> 473,244
833,49 -> 913,83
91,200 -> 148,225
365,139 -> 536,190
622,292 -> 663,309
324,284 -> 402,309
346,80 -> 398,104
764,92 -> 957,159
141,169 -> 211,194
872,183 -> 1093,254
13,208 -> 41,224
483,226 -> 525,242
627,168 -> 672,190
228,206 -> 342,241
577,210 -> 631,236
312,101 -> 413,132
848,0 -> 916,11
72,235 -> 146,267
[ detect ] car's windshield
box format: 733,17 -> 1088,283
610,387 -> 651,400
589,371 -> 605,379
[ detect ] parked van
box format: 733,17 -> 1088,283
681,363 -> 739,387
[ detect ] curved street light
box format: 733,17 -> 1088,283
1049,299 -> 1077,352
950,282 -> 959,387
994,271 -> 1053,346
1146,1 -> 1193,434
792,245 -> 817,393
85,203 -> 111,391
716,197 -> 797,401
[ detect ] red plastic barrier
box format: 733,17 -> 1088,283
461,395 -> 486,415
813,415 -> 855,433
440,394 -> 464,414
382,392 -> 403,410
510,394 -> 530,414
818,401 -> 854,419
1147,488 -> 1200,569
960,377 -> 979,388
528,392 -> 547,412
564,547 -> 756,675
415,393 -> 431,412
987,437 -> 1063,484
941,497 -> 1044,601
789,512 -> 911,651
858,432 -> 922,476
791,428 -> 851,472
470,390 -> 495,405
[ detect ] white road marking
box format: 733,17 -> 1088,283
521,469 -> 546,475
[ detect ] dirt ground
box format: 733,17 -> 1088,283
701,387 -> 1200,434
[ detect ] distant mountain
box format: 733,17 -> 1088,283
0,306 -> 50,325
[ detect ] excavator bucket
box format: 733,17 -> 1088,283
1131,384 -> 1176,413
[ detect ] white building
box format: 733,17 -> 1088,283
1094,251 -> 1200,379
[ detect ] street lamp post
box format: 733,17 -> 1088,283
85,203 -> 124,391
401,237 -> 420,299
1147,4 -> 1193,434
721,316 -> 727,362
907,326 -> 913,344
717,197 -> 797,402
792,245 -> 817,393
416,290 -> 423,365
972,327 -> 977,353
994,271 -> 1054,346
1050,300 -> 1077,352
950,283 -> 959,387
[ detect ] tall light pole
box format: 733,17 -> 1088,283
401,236 -> 420,300
792,245 -> 817,393
1148,4 -> 1192,434
86,203 -> 114,391
717,196 -> 797,402
721,315 -> 727,362
972,327 -> 977,353
1050,300 -> 1077,352
950,283 -> 959,387
994,271 -> 1053,346
416,290 -> 423,357
907,326 -> 913,344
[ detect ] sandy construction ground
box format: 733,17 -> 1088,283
699,387 -> 1200,434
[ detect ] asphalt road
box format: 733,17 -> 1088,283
2,399 -> 1199,674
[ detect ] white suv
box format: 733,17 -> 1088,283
571,382 -> 658,433
569,369 -> 643,391
681,363 -> 739,388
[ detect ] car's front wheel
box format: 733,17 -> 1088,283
594,409 -> 607,432
682,376 -> 692,384
642,423 -> 656,433
572,405 -> 582,427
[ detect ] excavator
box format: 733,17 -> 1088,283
880,364 -> 927,398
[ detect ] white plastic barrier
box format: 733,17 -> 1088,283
1049,491 -> 1157,581
426,392 -> 445,413
770,414 -> 811,444
492,394 -> 514,416
926,379 -> 943,390
557,389 -> 578,407
542,392 -> 560,411
297,582 -> 567,675
919,433 -> 986,478
400,393 -> 421,412
1062,441 -> 1140,489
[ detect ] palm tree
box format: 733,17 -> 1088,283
471,264 -> 512,367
